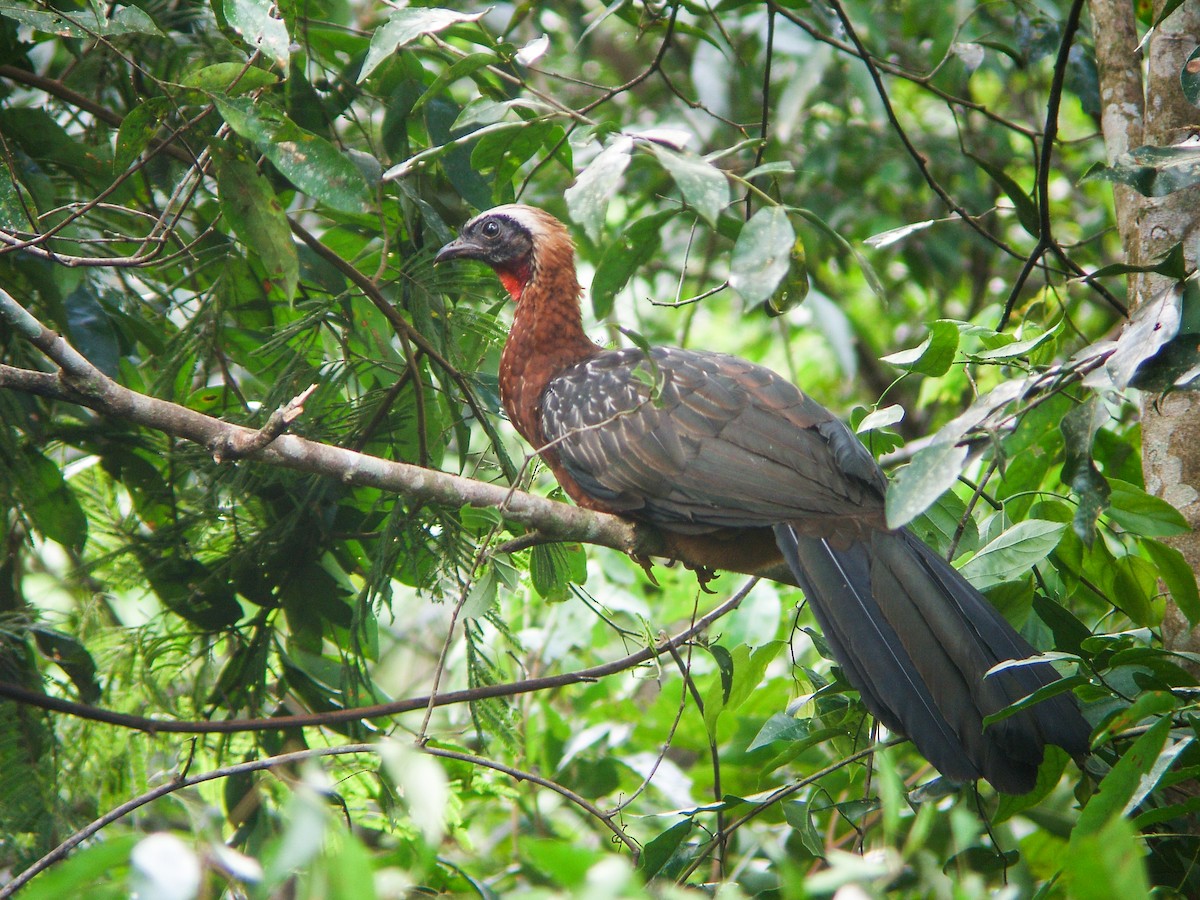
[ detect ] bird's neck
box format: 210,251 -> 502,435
498,258 -> 601,449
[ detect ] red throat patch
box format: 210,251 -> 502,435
496,260 -> 532,302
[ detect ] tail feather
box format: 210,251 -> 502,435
774,525 -> 1089,794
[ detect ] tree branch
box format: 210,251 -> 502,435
0,287 -> 646,549
0,579 -> 756,734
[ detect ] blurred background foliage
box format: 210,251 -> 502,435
1,0 -> 1198,896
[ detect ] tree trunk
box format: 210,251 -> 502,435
1091,0 -> 1200,656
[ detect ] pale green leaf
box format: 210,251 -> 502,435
223,0 -> 290,66
565,136 -> 633,242
885,441 -> 968,529
881,320 -> 959,376
729,206 -> 795,304
959,520 -> 1067,589
359,8 -> 486,83
651,144 -> 730,226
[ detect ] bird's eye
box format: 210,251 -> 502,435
481,220 -> 501,238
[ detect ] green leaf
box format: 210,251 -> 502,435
214,97 -> 371,214
182,62 -> 278,95
766,234 -> 809,316
885,441 -> 969,530
783,801 -> 826,858
565,136 -> 633,243
1112,554 -> 1159,627
530,542 -> 586,601
728,206 -> 795,304
223,0 -> 290,65
969,152 -> 1039,236
855,404 -> 905,433
114,97 -> 172,173
0,159 -> 27,229
0,3 -> 158,37
650,144 -> 730,226
1144,539 -> 1200,625
17,833 -> 140,900
638,819 -> 694,878
16,447 -> 88,552
1084,281 -> 1182,391
969,325 -> 1059,362
214,147 -> 299,301
993,746 -> 1072,824
1066,815 -> 1152,900
748,713 -> 809,751
1106,478 -> 1191,537
880,320 -> 959,376
461,563 -> 498,619
959,519 -> 1067,589
359,8 -> 487,83
590,209 -> 675,317
32,626 -> 100,702
862,217 -> 937,249
1075,715 -> 1172,838
64,280 -> 120,377
702,642 -> 782,738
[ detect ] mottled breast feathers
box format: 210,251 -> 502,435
540,347 -> 888,537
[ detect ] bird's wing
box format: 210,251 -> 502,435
539,347 -> 888,533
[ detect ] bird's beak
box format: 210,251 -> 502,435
433,237 -> 480,264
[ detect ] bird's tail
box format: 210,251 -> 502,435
773,524 -> 1089,793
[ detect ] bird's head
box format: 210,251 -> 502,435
434,205 -> 575,302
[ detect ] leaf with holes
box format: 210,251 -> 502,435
215,98 -> 371,214
224,0 -> 289,65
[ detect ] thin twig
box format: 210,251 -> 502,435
0,580 -> 758,734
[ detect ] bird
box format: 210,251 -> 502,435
434,203 -> 1090,794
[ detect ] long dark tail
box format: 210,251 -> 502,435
774,525 -> 1089,793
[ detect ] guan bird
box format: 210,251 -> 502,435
435,204 -> 1090,794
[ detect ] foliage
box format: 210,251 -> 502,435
1,0 -> 1200,896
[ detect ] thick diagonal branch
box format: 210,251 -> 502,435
0,290 -> 795,581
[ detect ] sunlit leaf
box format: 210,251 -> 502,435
650,144 -> 730,226
223,0 -> 289,65
863,217 -> 937,249
729,205 -> 795,304
856,404 -> 905,433
1089,143 -> 1200,197
886,441 -> 969,529
182,62 -> 278,95
359,8 -> 487,83
565,136 -> 633,242
881,320 -> 959,376
959,519 -> 1067,589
